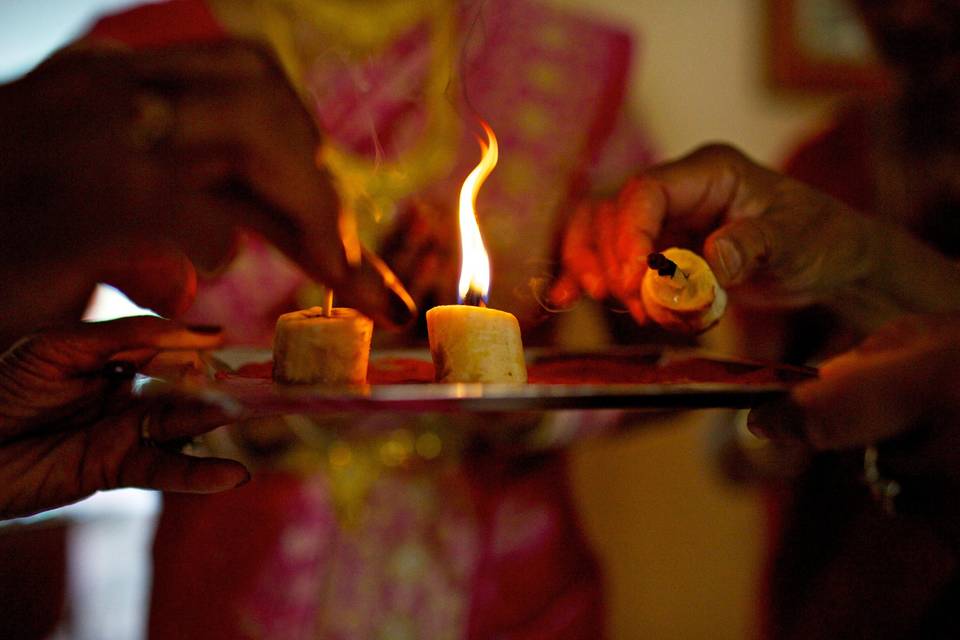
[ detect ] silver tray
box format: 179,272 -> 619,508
135,347 -> 814,415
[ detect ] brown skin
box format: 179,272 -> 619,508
0,316 -> 251,519
555,143 -> 960,453
750,313 -> 960,454
0,41 -> 415,349
0,41 -> 417,518
555,144 -> 960,328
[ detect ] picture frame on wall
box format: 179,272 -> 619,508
769,0 -> 892,93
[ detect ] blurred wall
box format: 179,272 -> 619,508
550,0 -> 837,164
550,1 -> 838,639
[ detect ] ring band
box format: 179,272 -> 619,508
139,412 -> 157,447
127,92 -> 175,152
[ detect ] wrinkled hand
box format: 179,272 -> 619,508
0,40 -> 414,346
0,316 -> 249,519
552,144 -> 960,329
749,314 -> 960,456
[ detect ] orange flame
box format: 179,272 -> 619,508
458,121 -> 497,304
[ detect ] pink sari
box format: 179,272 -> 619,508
90,1 -> 654,637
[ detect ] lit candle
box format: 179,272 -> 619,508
273,305 -> 373,384
426,122 -> 527,383
642,247 -> 727,333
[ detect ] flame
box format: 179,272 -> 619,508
458,121 -> 498,304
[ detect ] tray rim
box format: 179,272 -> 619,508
135,346 -> 811,414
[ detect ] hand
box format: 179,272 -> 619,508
553,144 -> 960,329
0,40 -> 414,347
0,316 -> 249,520
378,198 -> 459,307
749,314 -> 960,455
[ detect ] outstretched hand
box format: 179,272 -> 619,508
0,316 -> 249,519
749,314 -> 960,454
0,40 -> 414,347
552,144 -> 960,330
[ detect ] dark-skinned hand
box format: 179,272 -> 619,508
0,40 -> 414,349
0,316 -> 251,520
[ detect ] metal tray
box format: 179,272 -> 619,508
135,347 -> 814,415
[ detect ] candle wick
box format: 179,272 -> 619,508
462,289 -> 487,307
647,252 -> 681,279
323,289 -> 334,317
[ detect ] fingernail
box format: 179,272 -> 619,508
101,360 -> 137,381
714,238 -> 742,283
186,324 -> 223,335
749,398 -> 807,442
745,414 -> 770,439
235,472 -> 252,488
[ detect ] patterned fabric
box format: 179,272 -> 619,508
90,1 -> 656,638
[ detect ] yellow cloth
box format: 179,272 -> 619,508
207,0 -> 462,248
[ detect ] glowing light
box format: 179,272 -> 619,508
457,121 -> 498,304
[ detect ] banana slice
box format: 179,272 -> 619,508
426,305 -> 527,383
273,307 -> 373,384
641,247 -> 727,333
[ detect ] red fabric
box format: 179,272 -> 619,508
150,474 -> 308,640
465,455 -> 605,639
782,106 -> 875,212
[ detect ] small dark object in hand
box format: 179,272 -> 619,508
647,252 -> 678,277
101,360 -> 137,381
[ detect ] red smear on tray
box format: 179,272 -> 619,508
216,355 -> 813,385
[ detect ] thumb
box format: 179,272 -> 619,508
98,242 -> 197,318
703,218 -> 772,288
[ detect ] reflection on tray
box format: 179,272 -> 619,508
137,348 -> 816,414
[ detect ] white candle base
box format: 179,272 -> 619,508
641,247 -> 727,333
426,305 -> 527,383
273,307 -> 373,384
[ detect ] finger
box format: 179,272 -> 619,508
173,192 -> 244,273
562,201 -> 607,300
132,42 -> 413,327
615,177 -> 660,295
164,101 -> 350,287
626,296 -> 648,325
791,345 -> 946,449
141,400 -> 243,443
193,178 -> 415,328
97,241 -> 198,316
545,273 -> 581,310
141,46 -> 415,327
642,144 -> 762,232
118,446 -> 249,494
130,40 -> 283,87
596,201 -> 624,299
0,406 -> 248,518
703,217 -> 774,287
25,316 -> 223,376
746,397 -> 807,442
